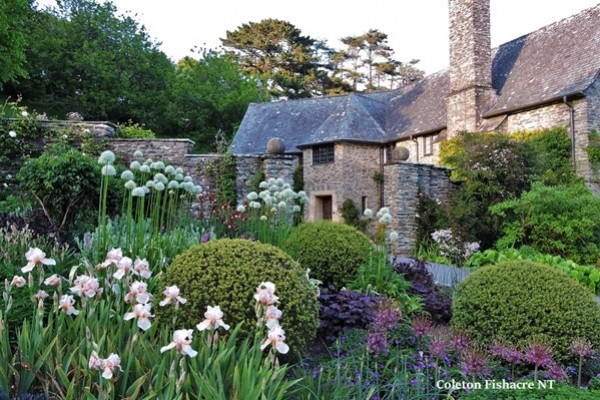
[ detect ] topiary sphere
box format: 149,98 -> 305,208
157,239 -> 319,355
283,221 -> 373,289
452,260 -> 600,362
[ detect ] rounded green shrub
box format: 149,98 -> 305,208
158,239 -> 319,354
283,221 -> 373,289
452,260 -> 600,362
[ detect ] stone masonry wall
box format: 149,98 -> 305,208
384,162 -> 457,256
585,76 -> 600,193
393,132 -> 445,165
303,143 -> 380,221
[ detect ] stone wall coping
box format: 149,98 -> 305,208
185,153 -> 224,159
110,138 -> 195,145
384,161 -> 453,171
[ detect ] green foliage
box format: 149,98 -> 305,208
17,144 -> 101,240
6,0 -> 175,134
491,182 -> 600,264
158,239 -> 319,355
438,128 -> 577,248
348,248 -> 421,314
115,121 -> 156,138
466,247 -> 600,294
293,165 -> 304,192
588,130 -> 600,172
452,260 -> 600,362
221,19 -> 326,98
414,192 -> 448,251
0,0 -> 29,86
461,382 -> 600,399
214,152 -> 237,207
283,221 -> 373,289
340,199 -> 367,232
168,51 -> 265,152
247,169 -> 266,194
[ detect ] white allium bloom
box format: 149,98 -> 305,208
192,185 -> 202,194
259,181 -> 269,189
144,158 -> 153,166
101,165 -> 116,176
153,161 -> 165,170
124,180 -> 136,190
97,150 -> 115,165
247,192 -> 258,201
131,187 -> 145,197
174,173 -> 184,181
259,190 -> 269,199
133,150 -> 143,158
260,215 -> 268,221
145,180 -> 155,188
278,201 -> 287,209
292,205 -> 301,213
275,178 -> 284,186
249,201 -> 261,209
183,175 -> 193,182
154,182 -> 165,191
164,165 -> 175,174
121,170 -> 134,180
8,130 -> 17,138
376,207 -> 390,218
21,110 -> 29,118
130,160 -> 141,170
363,208 -> 373,217
389,231 -> 399,241
167,180 -> 179,190
140,165 -> 151,173
237,205 -> 246,213
175,167 -> 184,175
154,173 -> 168,184
378,213 -> 393,225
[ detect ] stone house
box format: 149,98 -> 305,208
230,0 -> 600,253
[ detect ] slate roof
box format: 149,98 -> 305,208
231,4 -> 600,155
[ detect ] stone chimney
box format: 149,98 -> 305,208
446,0 -> 496,136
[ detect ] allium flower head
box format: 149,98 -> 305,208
8,130 -> 17,138
59,294 -> 79,315
140,165 -> 151,173
22,247 -> 56,273
159,285 -> 186,306
461,349 -> 490,378
490,342 -> 522,364
247,192 -> 258,201
524,342 -> 553,367
101,165 -> 116,176
98,150 -> 116,165
411,314 -> 433,338
196,305 -> 230,331
429,336 -> 447,358
130,160 -> 141,170
450,330 -> 470,352
10,275 -> 26,287
372,303 -> 401,332
164,165 -> 175,174
133,150 -> 143,158
132,187 -> 145,197
161,329 -> 198,357
571,338 -> 594,358
363,208 -> 373,217
545,362 -> 567,382
367,331 -> 389,354
154,182 -> 165,191
378,213 -> 393,225
124,303 -> 154,331
237,204 -> 246,213
261,326 -> 289,354
124,180 -> 136,190
120,170 -> 134,180
389,231 -> 399,241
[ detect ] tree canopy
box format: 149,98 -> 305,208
0,0 -> 30,87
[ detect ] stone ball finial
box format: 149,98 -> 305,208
66,112 -> 84,121
267,137 -> 285,154
391,146 -> 410,162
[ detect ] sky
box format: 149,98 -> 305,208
35,0 -> 600,75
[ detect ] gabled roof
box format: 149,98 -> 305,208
231,4 -> 600,155
486,4 -> 600,116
